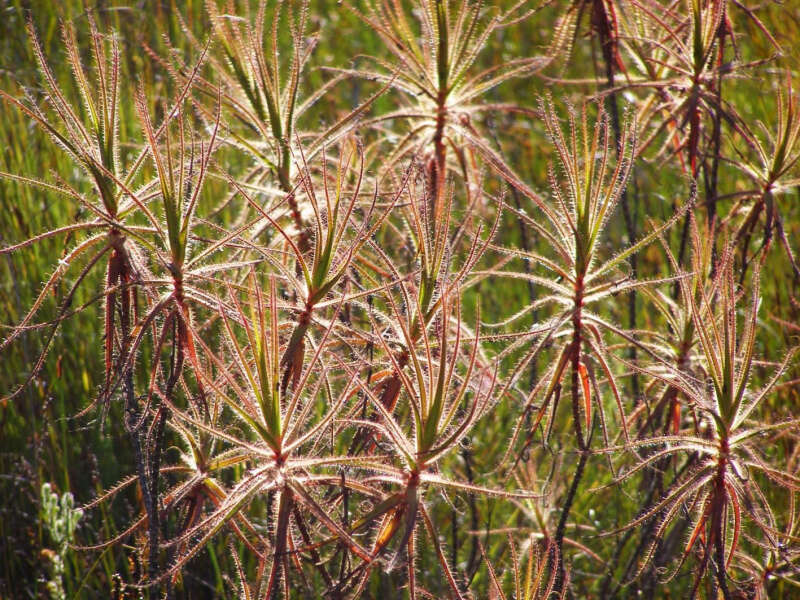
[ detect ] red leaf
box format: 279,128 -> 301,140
725,482 -> 741,569
671,399 -> 681,434
578,361 -> 591,431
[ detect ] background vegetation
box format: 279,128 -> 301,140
1,0 -> 799,598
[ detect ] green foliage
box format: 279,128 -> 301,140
40,482 -> 83,600
1,1 -> 799,599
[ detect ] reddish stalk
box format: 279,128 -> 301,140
553,274 -> 588,594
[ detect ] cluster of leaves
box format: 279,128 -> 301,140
1,0 -> 798,598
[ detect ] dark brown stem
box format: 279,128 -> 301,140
286,191 -> 311,254
703,11 -> 727,275
598,16 -> 640,404
267,488 -> 294,599
553,448 -> 589,596
116,263 -> 155,587
712,438 -> 732,599
713,509 -> 732,600
462,448 -> 480,584
570,277 -> 587,452
147,404 -> 168,582
553,276 -> 587,594
675,180 -> 699,298
293,505 -> 334,588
